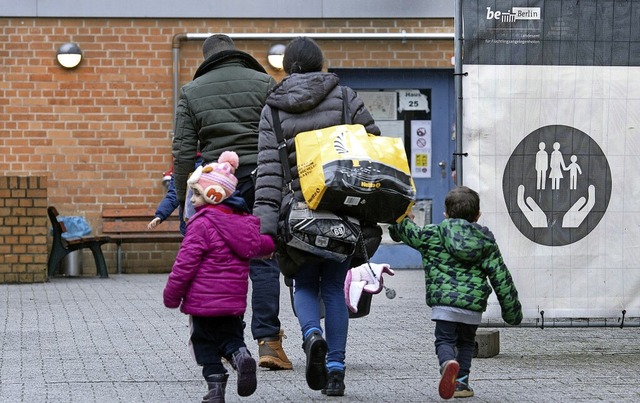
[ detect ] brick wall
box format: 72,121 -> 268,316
0,17 -> 453,277
0,176 -> 49,283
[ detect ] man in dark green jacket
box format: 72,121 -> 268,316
389,186 -> 522,400
172,34 -> 292,373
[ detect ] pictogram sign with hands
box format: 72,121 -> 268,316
503,125 -> 611,246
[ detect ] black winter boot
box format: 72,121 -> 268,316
231,347 -> 257,397
202,373 -> 228,403
302,331 -> 328,391
322,369 -> 345,396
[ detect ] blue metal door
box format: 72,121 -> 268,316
331,68 -> 456,224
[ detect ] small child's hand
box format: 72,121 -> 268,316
163,300 -> 180,309
147,217 -> 161,230
257,251 -> 275,259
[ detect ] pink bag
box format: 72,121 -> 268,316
344,263 -> 395,317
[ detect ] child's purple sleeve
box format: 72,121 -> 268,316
257,234 -> 276,257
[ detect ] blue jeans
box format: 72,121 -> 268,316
292,258 -> 350,366
237,175 -> 282,341
434,320 -> 478,378
249,256 -> 282,340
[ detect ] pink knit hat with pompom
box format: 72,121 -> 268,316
187,151 -> 239,204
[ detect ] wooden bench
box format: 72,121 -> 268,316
101,207 -> 183,274
47,206 -> 111,278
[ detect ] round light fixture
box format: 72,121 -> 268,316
267,44 -> 286,70
56,43 -> 83,69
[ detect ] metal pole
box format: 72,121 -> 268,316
454,0 -> 464,187
185,32 -> 454,41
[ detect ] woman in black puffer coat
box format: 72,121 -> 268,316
253,37 -> 380,396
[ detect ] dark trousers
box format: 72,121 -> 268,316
189,315 -> 245,378
434,320 -> 478,379
237,176 -> 282,340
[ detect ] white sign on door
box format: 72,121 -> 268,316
410,120 -> 431,178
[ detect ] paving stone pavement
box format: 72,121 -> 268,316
1,269 -> 639,402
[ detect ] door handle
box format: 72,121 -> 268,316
438,160 -> 447,178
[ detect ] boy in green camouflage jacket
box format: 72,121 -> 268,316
389,186 -> 522,400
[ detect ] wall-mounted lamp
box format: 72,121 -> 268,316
267,44 -> 286,70
56,43 -> 83,69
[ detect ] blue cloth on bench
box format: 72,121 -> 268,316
58,216 -> 92,239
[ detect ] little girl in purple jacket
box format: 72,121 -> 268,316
163,151 -> 275,403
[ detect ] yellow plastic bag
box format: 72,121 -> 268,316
295,124 -> 416,223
